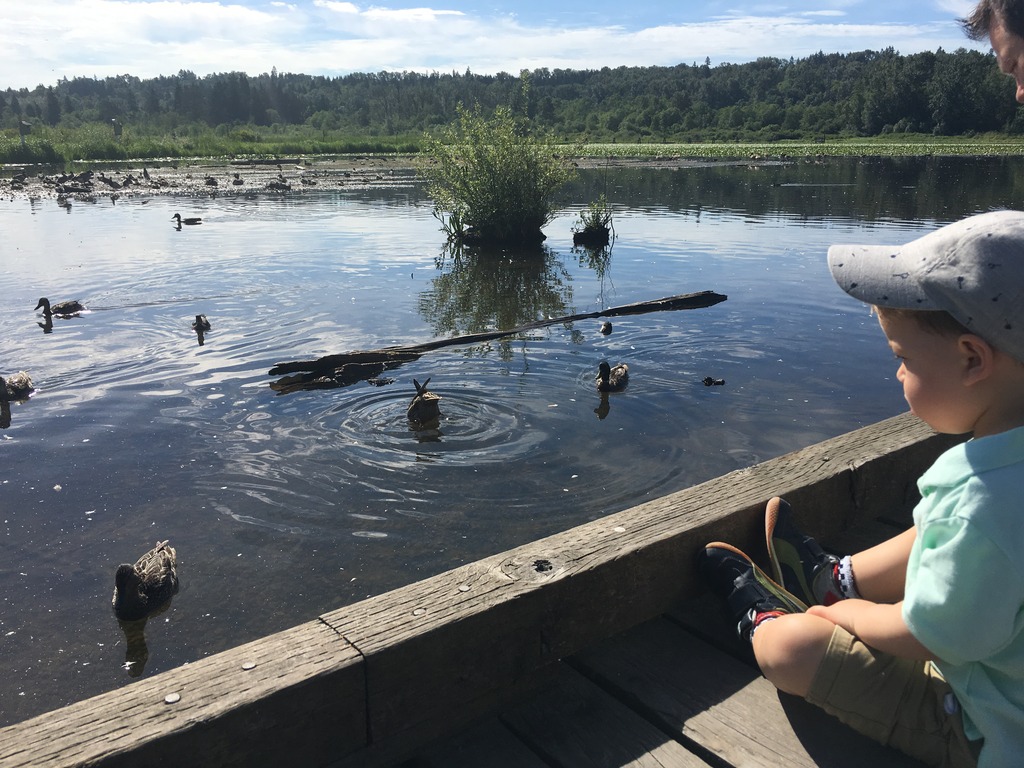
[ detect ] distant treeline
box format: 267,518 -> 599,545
2,46 -> 1020,143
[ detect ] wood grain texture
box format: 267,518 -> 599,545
573,618 -> 925,767
0,620 -> 365,768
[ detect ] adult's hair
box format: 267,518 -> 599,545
961,0 -> 1024,41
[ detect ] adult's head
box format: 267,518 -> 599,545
962,0 -> 1024,102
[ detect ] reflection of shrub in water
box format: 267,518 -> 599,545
423,243 -> 574,360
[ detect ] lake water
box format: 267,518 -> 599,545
1,155 -> 1021,725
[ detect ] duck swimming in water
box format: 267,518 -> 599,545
596,361 -> 629,392
35,297 -> 85,316
172,213 -> 202,226
407,378 -> 442,425
0,371 -> 34,401
112,541 -> 179,622
192,314 -> 211,331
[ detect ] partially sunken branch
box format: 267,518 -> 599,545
269,290 -> 727,393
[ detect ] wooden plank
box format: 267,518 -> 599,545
407,717 -> 550,768
498,665 -> 710,768
0,620 -> 366,768
573,618 -> 925,767
321,413 -> 955,764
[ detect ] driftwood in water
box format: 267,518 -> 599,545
269,290 -> 727,393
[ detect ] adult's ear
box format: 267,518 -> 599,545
959,333 -> 996,385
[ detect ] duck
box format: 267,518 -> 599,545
596,361 -> 629,392
703,376 -> 726,387
172,213 -> 202,225
407,378 -> 442,424
35,297 -> 85,316
192,314 -> 211,331
599,321 -> 613,335
112,540 -> 179,621
0,371 -> 34,401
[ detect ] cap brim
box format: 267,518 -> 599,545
827,242 -> 938,311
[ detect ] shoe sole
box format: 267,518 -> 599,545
704,540 -> 808,614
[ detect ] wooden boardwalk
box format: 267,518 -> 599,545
0,412 -> 958,768
406,522 -> 926,767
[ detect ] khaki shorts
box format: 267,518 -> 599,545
807,626 -> 981,768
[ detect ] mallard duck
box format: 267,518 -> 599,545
192,314 -> 211,331
596,361 -> 629,392
172,213 -> 202,225
112,540 -> 179,621
0,371 -> 34,401
599,321 -> 613,335
702,376 -> 726,387
35,297 -> 85,316
407,378 -> 442,424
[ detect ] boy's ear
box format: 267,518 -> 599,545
959,333 -> 996,385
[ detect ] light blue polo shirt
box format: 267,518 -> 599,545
903,425 -> 1024,767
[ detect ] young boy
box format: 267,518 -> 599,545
701,209 -> 1024,767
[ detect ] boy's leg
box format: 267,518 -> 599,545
751,612 -> 835,697
849,526 -> 915,603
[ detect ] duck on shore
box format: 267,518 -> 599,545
35,297 -> 85,317
596,361 -> 629,392
112,540 -> 179,621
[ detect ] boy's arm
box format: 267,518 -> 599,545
807,599 -> 934,660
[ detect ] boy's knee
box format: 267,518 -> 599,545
753,614 -> 834,697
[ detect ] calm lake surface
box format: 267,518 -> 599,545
2,155 -> 1022,725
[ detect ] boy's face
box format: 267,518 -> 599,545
990,18 -> 1024,103
877,312 -> 976,435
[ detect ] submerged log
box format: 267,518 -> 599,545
269,290 -> 726,393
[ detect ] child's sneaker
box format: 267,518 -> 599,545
764,496 -> 842,606
699,542 -> 807,643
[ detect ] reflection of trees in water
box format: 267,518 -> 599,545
420,243 -> 576,361
569,157 -> 1024,223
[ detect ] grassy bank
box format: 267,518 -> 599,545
3,122 -> 1024,168
581,135 -> 1024,159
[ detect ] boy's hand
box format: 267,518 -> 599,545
808,600 -> 935,660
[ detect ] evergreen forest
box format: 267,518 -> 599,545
2,46 -> 1021,151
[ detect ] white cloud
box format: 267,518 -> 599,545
0,1 -> 989,90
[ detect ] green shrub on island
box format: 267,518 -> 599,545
572,194 -> 613,248
422,103 -> 579,246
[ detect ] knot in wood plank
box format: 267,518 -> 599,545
499,553 -> 568,582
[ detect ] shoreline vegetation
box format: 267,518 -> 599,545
4,134 -> 1024,172
3,136 -> 1023,204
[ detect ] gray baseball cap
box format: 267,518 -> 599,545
827,210 -> 1024,364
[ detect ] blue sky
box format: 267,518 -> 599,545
2,0 -> 988,91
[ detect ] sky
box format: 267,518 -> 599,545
1,0 -> 990,91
